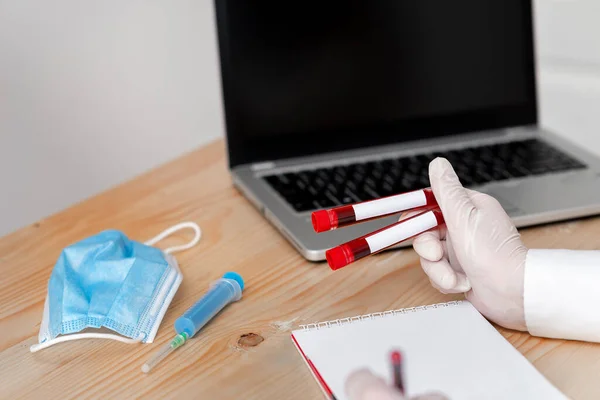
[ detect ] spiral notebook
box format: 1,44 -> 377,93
291,301 -> 566,400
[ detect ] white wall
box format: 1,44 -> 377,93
1,1 -> 600,237
536,0 -> 600,153
0,1 -> 224,237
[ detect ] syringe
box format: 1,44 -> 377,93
142,271 -> 244,373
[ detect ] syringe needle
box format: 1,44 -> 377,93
142,333 -> 188,374
142,343 -> 174,373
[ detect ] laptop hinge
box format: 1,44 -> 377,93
251,162 -> 276,171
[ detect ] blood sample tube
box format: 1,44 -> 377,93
312,188 -> 437,233
326,209 -> 445,270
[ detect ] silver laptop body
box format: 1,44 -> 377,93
214,1 -> 600,261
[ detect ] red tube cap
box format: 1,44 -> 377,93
326,246 -> 352,270
312,210 -> 333,233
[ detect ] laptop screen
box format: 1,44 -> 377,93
215,1 -> 537,168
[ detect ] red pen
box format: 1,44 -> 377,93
391,350 -> 405,395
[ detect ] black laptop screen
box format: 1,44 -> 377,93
215,1 -> 537,167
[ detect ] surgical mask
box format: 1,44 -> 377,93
30,222 -> 201,352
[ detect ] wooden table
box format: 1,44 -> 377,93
2,139 -> 600,399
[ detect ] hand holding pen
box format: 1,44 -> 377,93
345,351 -> 448,400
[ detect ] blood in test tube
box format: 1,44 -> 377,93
326,209 -> 445,270
312,188 -> 437,233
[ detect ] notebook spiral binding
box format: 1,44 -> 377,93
299,300 -> 465,331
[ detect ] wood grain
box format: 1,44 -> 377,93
1,139 -> 600,399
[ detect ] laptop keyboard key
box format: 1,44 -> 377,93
419,174 -> 430,187
266,174 -> 287,189
362,187 -> 379,200
313,176 -> 327,189
380,181 -> 395,196
307,185 -> 319,197
535,166 -> 551,174
345,188 -> 361,202
506,165 -> 527,178
341,195 -> 354,204
491,166 -> 511,181
333,173 -> 345,185
333,166 -> 347,176
364,177 -> 378,190
296,179 -> 308,191
324,190 -> 341,205
456,170 -> 474,186
474,169 -> 493,184
292,200 -> 313,212
326,182 -> 341,195
312,197 -> 335,209
316,170 -> 331,183
297,171 -> 313,184
372,168 -> 384,180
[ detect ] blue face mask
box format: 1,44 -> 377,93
30,222 -> 201,352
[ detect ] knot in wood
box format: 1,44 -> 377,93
238,333 -> 264,347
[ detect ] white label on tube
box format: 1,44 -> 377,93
352,190 -> 427,221
365,211 -> 438,253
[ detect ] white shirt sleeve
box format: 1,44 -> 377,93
524,249 -> 600,343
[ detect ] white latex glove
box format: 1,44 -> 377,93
346,369 -> 448,400
410,157 -> 527,331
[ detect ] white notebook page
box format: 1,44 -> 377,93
292,301 -> 566,400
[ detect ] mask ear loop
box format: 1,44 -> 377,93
30,332 -> 144,353
144,222 -> 202,254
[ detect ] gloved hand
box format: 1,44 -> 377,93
345,369 -> 448,400
409,157 -> 528,331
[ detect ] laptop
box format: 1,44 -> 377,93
213,0 -> 600,261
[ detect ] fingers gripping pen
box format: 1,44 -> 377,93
312,189 -> 437,233
142,272 -> 244,373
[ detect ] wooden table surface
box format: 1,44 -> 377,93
2,139 -> 600,399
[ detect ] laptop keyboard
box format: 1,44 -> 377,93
263,139 -> 587,213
